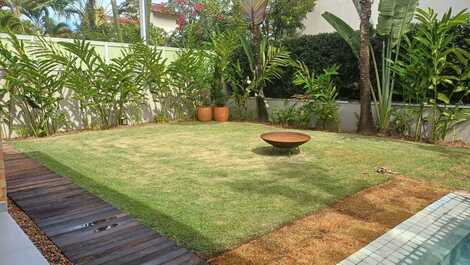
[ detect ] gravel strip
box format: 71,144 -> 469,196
8,199 -> 73,265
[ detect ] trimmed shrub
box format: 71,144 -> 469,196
266,33 -> 360,100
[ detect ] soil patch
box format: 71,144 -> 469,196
210,176 -> 450,265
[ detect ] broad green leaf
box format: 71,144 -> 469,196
322,11 -> 360,58
437,93 -> 450,104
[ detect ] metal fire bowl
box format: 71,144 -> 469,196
260,131 -> 311,149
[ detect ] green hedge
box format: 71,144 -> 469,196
266,22 -> 469,102
266,33 -> 360,100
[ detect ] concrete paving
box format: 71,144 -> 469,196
0,212 -> 48,265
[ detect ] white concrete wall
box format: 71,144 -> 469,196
228,97 -> 470,143
150,13 -> 178,33
302,0 -> 469,35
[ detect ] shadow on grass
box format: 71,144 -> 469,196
251,146 -> 301,156
224,153 -> 378,207
15,151 -> 252,262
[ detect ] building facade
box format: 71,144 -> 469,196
150,3 -> 178,33
302,0 -> 469,35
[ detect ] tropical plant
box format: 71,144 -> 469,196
240,0 -> 270,121
210,30 -> 240,106
392,8 -> 470,142
0,10 -> 35,33
322,0 -> 374,133
59,39 -> 144,129
241,37 -> 291,121
270,104 -> 310,128
323,0 -> 419,133
131,42 -> 171,121
357,0 -> 374,133
0,33 -> 68,137
168,48 -> 214,120
293,62 -> 340,130
3,0 -> 74,32
228,60 -> 252,120
370,0 -> 418,133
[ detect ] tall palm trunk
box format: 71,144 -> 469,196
110,0 -> 122,41
357,0 -> 375,133
252,19 -> 268,121
86,0 -> 96,29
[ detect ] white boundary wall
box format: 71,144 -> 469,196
228,97 -> 470,143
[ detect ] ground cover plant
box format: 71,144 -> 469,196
11,122 -> 470,256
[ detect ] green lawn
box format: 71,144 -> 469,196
11,122 -> 470,256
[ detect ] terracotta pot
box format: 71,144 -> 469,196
197,106 -> 213,122
213,106 -> 230,122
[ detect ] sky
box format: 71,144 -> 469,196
56,0 -> 166,28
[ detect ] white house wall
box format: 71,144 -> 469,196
302,0 -> 469,35
150,13 -> 178,33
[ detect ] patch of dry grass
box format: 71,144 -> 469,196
209,176 -> 450,265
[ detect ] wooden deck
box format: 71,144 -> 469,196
4,145 -> 207,265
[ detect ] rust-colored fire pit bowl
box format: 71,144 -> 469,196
260,131 -> 311,149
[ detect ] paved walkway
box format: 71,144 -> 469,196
4,145 -> 207,265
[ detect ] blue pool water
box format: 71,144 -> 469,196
338,192 -> 470,265
441,233 -> 470,265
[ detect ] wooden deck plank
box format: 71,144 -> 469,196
4,144 -> 207,265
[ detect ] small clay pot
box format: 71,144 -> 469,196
197,106 -> 213,122
213,106 -> 230,122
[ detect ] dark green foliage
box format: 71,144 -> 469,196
268,0 -> 317,40
266,33 -> 360,100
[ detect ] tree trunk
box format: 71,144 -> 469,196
110,0 -> 122,41
86,0 -> 96,29
357,0 -> 375,134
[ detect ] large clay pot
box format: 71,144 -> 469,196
197,106 -> 213,122
213,106 -> 230,122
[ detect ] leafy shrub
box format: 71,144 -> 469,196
168,49 -> 214,119
266,33 -> 359,99
393,8 -> 470,142
293,63 -> 340,131
60,40 -> 144,129
270,104 -> 310,128
0,34 -> 68,137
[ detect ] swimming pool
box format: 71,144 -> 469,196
441,233 -> 470,265
338,191 -> 470,265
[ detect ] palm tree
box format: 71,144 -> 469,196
3,0 -> 74,33
323,0 -> 419,133
63,0 -> 100,30
241,0 -> 270,121
110,0 -> 122,41
357,0 -> 375,133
